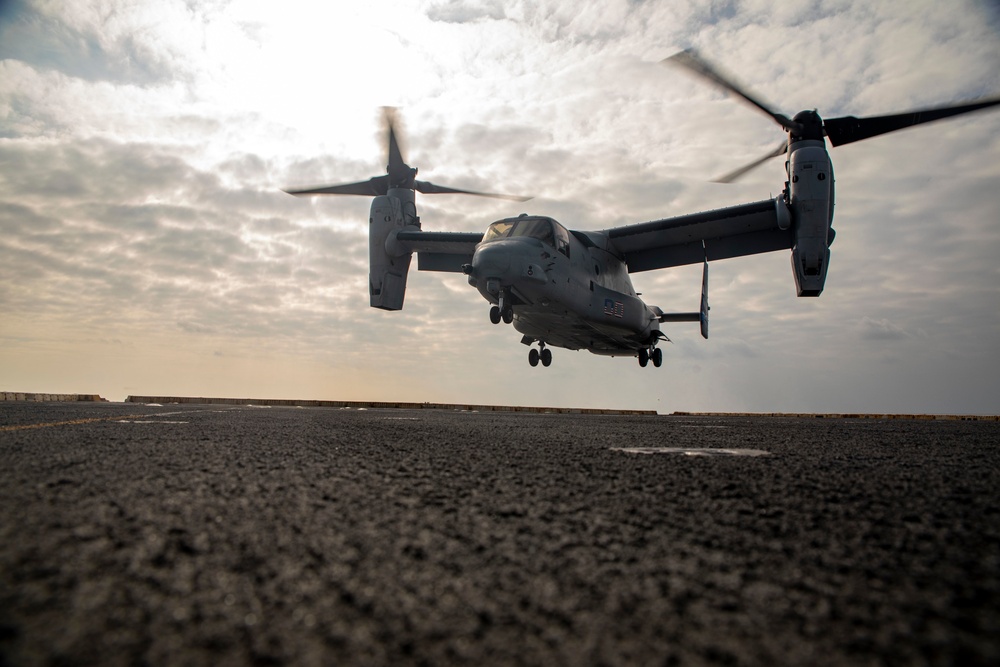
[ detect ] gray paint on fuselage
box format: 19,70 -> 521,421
472,219 -> 658,354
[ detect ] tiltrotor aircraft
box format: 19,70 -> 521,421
286,51 -> 999,368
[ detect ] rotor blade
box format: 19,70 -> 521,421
712,141 -> 788,183
284,175 -> 389,197
414,180 -> 533,202
663,49 -> 801,133
824,97 -> 1000,147
382,107 -> 408,175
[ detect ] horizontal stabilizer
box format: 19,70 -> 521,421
659,312 -> 700,322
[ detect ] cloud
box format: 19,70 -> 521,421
857,316 -> 911,341
427,0 -> 508,23
0,133 -> 375,358
0,0 -> 178,85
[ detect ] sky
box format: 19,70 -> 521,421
1,0 -> 999,413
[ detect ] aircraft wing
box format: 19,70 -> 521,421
396,230 -> 483,272
603,198 -> 793,272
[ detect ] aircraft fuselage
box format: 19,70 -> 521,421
467,215 -> 663,356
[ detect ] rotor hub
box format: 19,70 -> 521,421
791,110 -> 824,142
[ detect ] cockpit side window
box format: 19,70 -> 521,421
553,222 -> 570,258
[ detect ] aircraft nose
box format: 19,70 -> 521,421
472,243 -> 511,277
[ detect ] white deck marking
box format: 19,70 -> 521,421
611,447 -> 771,457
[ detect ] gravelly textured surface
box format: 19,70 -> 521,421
1,403 -> 998,666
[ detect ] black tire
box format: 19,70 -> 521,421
502,308 -> 514,324
638,348 -> 649,367
652,348 -> 663,367
490,306 -> 501,324
540,348 -> 552,367
528,348 -> 540,366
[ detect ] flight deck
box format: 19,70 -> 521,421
1,402 -> 998,665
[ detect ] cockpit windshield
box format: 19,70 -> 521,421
484,217 -> 554,243
482,216 -> 571,257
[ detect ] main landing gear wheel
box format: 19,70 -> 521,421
638,347 -> 662,368
490,305 -> 502,324
528,344 -> 552,367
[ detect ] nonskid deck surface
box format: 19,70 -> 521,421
2,402 -> 998,665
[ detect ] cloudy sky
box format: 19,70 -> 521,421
1,0 -> 998,413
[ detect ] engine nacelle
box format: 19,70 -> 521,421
787,140 -> 835,296
369,192 -> 415,310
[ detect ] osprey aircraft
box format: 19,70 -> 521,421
286,51 -> 1000,368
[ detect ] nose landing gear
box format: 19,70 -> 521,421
528,342 -> 552,367
489,290 -> 514,324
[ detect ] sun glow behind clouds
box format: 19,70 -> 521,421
182,2 -> 461,160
